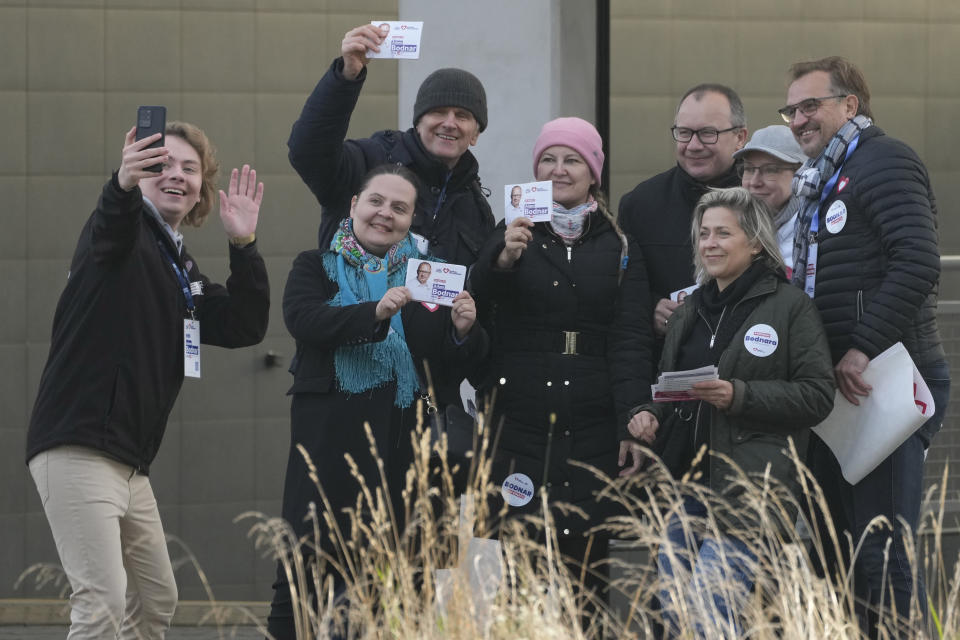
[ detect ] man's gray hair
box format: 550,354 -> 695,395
677,83 -> 747,129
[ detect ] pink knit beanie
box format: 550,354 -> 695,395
532,117 -> 604,186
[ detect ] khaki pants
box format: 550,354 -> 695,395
29,446 -> 177,639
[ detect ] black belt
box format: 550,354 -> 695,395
497,330 -> 606,356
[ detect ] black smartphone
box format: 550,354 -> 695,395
135,106 -> 166,173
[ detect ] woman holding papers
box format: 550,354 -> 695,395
471,117 -> 654,604
268,165 -> 488,640
628,187 -> 834,634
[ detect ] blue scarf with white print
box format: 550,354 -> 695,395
790,114 -> 872,286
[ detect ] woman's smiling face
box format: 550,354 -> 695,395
349,174 -> 417,257
698,205 -> 760,290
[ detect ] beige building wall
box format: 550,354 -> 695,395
1,1 -> 399,601
609,0 -> 960,255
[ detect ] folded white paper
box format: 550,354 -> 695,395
812,342 -> 934,485
651,365 -> 719,402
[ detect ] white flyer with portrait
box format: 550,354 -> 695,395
405,259 -> 466,307
670,284 -> 699,303
366,21 -> 424,59
504,181 -> 552,224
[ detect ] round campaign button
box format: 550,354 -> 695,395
825,200 -> 847,234
501,473 -> 535,507
743,324 -> 779,357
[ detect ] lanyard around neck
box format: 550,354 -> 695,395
811,134 -> 861,234
157,239 -> 196,315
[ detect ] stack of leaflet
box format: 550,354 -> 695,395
651,365 -> 719,402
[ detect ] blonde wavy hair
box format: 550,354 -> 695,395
691,187 -> 785,286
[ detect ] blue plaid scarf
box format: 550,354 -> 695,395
790,114 -> 872,285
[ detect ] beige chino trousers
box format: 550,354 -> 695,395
29,445 -> 177,639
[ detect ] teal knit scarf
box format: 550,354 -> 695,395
324,218 -> 420,408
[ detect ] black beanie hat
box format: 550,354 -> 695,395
413,68 -> 488,132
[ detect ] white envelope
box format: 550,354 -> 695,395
812,342 -> 934,485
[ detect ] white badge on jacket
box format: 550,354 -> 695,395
184,319 -> 201,378
825,200 -> 847,234
743,324 -> 779,357
501,473 -> 534,507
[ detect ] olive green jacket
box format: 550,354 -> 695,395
643,271 -> 835,502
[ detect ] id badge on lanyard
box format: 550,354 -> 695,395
184,319 -> 201,378
159,239 -> 202,378
803,241 -> 818,298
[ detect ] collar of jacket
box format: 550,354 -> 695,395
684,268 -> 781,328
674,162 -> 741,203
724,268 -> 781,308
400,127 -> 481,189
850,122 -> 882,148
141,202 -> 187,262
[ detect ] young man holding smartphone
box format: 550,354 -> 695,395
26,118 -> 270,639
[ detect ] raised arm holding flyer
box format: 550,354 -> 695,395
287,20 -> 494,268
286,17 -> 496,425
365,21 -> 423,59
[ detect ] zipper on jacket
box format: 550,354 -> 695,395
542,412 -> 557,489
431,171 -> 452,219
103,366 -> 121,429
691,400 -> 705,459
856,290 -> 864,321
566,245 -> 572,262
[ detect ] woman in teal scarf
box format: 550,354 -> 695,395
268,165 -> 488,640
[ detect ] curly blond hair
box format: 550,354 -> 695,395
165,121 -> 220,227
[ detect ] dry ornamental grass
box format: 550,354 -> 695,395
18,404 -> 960,639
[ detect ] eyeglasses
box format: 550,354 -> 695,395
778,95 -> 848,123
737,163 -> 797,180
671,125 -> 743,145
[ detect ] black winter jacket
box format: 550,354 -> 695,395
618,163 -> 740,303
288,57 -> 496,267
279,248 -> 489,539
810,125 -> 945,368
471,212 -> 653,533
26,175 -> 270,473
